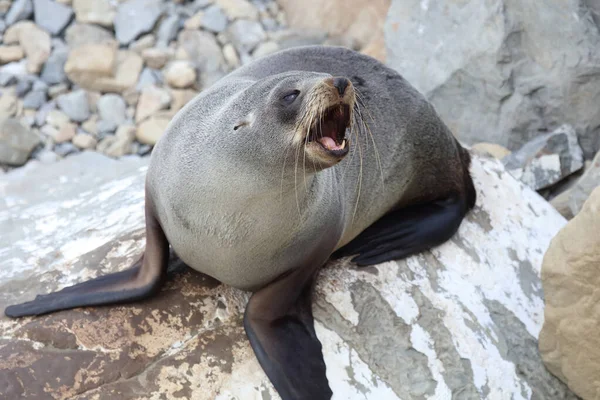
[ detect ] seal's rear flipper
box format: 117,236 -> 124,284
244,269 -> 332,400
4,198 -> 170,318
333,195 -> 468,266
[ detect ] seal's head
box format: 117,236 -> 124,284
227,71 -> 356,175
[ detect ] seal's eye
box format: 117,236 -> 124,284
282,90 -> 300,104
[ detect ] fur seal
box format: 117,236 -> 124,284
5,46 -> 476,399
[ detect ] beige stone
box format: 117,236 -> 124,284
136,116 -> 171,145
0,94 -> 18,119
3,21 -> 51,73
65,45 -> 143,93
169,89 -> 198,113
46,110 -> 71,129
252,41 -> 279,59
98,125 -> 135,157
73,0 -> 116,27
141,47 -> 171,69
216,0 -> 258,20
81,115 -> 99,135
472,142 -> 512,159
48,83 -> 69,98
184,12 -> 203,30
278,0 -> 390,61
539,186 -> 600,399
222,43 -> 240,68
165,61 -> 197,89
136,86 -> 172,123
549,189 -> 575,220
72,132 -> 98,149
130,34 -> 156,54
0,45 -> 24,64
54,123 -> 77,143
123,88 -> 140,107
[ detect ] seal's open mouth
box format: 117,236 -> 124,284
307,104 -> 350,155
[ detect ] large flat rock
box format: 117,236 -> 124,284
0,152 -> 576,399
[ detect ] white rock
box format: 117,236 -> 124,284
165,61 -> 196,89
72,0 -> 116,28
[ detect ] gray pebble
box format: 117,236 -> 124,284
201,5 -> 228,33
5,0 -> 33,26
33,0 -> 73,35
34,149 -> 60,163
23,90 -> 47,110
57,89 -> 90,122
35,101 -> 56,126
156,14 -> 180,47
41,47 -> 69,85
136,68 -> 163,91
54,142 -> 79,157
97,94 -> 127,127
227,20 -> 266,53
97,119 -> 118,135
15,79 -> 33,97
114,0 -> 165,45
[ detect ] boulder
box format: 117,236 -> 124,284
568,150 -> 600,217
502,125 -> 584,191
279,0 -> 390,61
0,154 -> 577,398
539,186 -> 600,399
385,0 -> 600,159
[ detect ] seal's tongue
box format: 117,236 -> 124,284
318,136 -> 343,150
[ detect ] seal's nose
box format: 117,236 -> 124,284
333,77 -> 349,96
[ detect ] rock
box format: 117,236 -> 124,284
97,124 -> 135,157
35,100 -> 55,126
177,30 -> 225,88
40,46 -> 69,84
141,47 -> 171,69
4,21 -> 51,74
164,60 -> 196,89
200,5 -> 228,32
5,0 -> 33,26
14,78 -> 32,97
53,122 -> 76,143
129,34 -> 156,53
65,46 -> 143,94
183,11 -> 203,30
22,90 -> 46,110
45,109 -> 69,129
0,155 -> 578,398
471,142 -> 512,160
252,40 -> 279,59
72,0 -> 116,28
279,0 -> 388,60
80,115 -> 98,135
385,0 -> 600,158
216,0 -> 258,20
96,119 -> 117,135
72,132 -> 97,149
56,89 -> 90,123
136,115 -> 170,144
53,141 -> 78,156
0,118 -> 40,165
33,0 -> 74,35
65,23 -> 115,48
156,14 -> 179,47
33,149 -> 59,163
0,60 -> 28,85
136,85 -> 171,123
568,150 -> 600,217
503,125 -> 584,191
0,45 -> 24,64
222,43 -> 240,68
136,67 -> 162,91
227,19 -> 266,53
169,88 -> 197,113
0,93 -> 18,118
539,186 -> 600,399
550,189 -> 574,220
97,94 -> 126,128
114,0 -> 165,45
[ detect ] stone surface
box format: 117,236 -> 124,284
156,14 -> 179,47
0,154 -> 578,398
0,118 -> 40,165
33,0 -> 74,35
141,47 -> 170,69
136,85 -> 171,123
72,132 -> 97,149
72,0 -> 116,28
97,124 -> 136,157
164,60 -> 196,89
5,0 -> 33,26
200,4 -> 227,32
385,0 -> 600,159
114,0 -> 165,45
280,0 -> 389,61
567,150 -> 600,217
539,186 -> 600,399
227,19 -> 266,53
0,45 -> 24,64
4,21 -> 51,74
216,0 -> 258,20
46,109 -> 70,129
503,125 -> 584,191
0,93 -> 18,118
22,89 -> 46,109
472,142 -> 512,160
177,29 -> 225,87
40,46 -> 69,84
65,46 -> 143,94
64,22 -> 115,47
135,115 -> 170,145
252,40 -> 279,59
97,94 -> 126,128
56,89 -> 90,122
129,34 -> 156,53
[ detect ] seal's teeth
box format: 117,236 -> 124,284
341,139 -> 346,149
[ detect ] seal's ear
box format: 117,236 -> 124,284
244,266 -> 332,400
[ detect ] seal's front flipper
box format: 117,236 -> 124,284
4,198 -> 170,318
334,195 -> 467,266
244,268 -> 332,400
